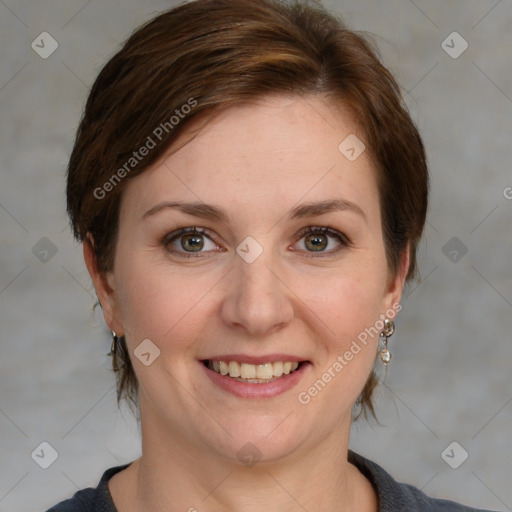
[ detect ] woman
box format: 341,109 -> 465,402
47,0 -> 498,510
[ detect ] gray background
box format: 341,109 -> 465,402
0,0 -> 511,511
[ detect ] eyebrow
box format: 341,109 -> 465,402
142,199 -> 366,223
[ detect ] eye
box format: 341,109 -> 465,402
293,226 -> 351,256
163,225 -> 351,259
163,227 -> 222,258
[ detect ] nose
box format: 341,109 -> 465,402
220,250 -> 294,337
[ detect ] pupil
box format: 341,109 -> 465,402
182,234 -> 204,252
306,234 -> 326,252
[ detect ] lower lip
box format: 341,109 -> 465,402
200,361 -> 310,399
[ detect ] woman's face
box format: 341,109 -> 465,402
92,95 -> 406,464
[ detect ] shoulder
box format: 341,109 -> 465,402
45,463 -> 131,512
348,450 -> 501,512
45,488 -> 97,512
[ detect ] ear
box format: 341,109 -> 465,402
382,241 -> 410,314
83,234 -> 124,335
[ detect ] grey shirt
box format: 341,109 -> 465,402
46,450 -> 499,511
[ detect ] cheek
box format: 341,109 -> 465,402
113,253 -> 218,350
325,281 -> 385,368
298,258 -> 387,336
294,275 -> 384,416
299,263 -> 387,389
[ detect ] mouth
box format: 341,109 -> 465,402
199,357 -> 310,398
201,359 -> 304,384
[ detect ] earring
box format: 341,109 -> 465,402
379,318 -> 395,364
110,330 -> 129,364
110,330 -> 127,356
110,331 -> 119,356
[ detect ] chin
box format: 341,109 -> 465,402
198,412 -> 315,467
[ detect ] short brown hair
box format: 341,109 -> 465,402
67,0 -> 428,419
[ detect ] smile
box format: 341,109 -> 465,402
204,360 -> 301,383
200,358 -> 310,398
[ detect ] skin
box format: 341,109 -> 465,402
85,95 -> 409,512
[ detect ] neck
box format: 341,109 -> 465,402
110,404 -> 377,512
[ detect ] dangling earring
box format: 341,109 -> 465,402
379,318 -> 395,364
110,330 -> 126,358
110,331 -> 119,356
110,331 -> 128,373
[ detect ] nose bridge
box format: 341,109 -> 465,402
239,252 -> 277,297
221,243 -> 294,335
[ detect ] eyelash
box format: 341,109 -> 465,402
162,226 -> 351,259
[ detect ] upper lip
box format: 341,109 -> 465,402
201,354 -> 308,365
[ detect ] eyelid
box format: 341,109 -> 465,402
293,225 -> 351,244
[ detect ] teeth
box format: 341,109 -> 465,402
228,361 -> 241,377
240,363 -> 256,379
273,361 -> 284,377
207,360 -> 300,380
256,363 -> 273,380
219,361 -> 229,375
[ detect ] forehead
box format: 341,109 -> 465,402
120,95 -> 380,227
